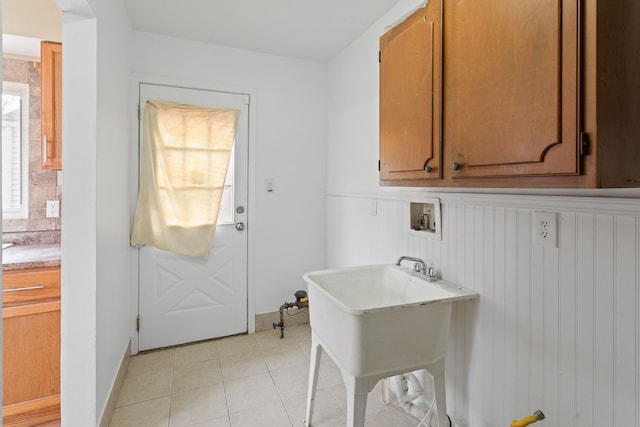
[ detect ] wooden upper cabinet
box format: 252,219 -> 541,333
41,41 -> 62,170
379,0 -> 640,188
380,4 -> 442,182
444,0 -> 579,178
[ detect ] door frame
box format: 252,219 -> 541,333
129,74 -> 257,354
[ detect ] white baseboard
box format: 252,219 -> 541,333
98,340 -> 131,427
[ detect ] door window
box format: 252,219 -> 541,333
130,101 -> 239,257
217,145 -> 234,225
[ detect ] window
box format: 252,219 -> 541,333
217,144 -> 234,225
2,82 -> 29,219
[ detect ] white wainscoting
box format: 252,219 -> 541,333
326,191 -> 640,427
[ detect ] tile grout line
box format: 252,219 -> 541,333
167,348 -> 176,427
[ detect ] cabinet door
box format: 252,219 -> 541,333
41,42 -> 62,170
380,3 -> 442,183
2,300 -> 60,425
444,0 -> 580,178
2,267 -> 61,425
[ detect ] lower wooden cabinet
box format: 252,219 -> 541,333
2,267 -> 61,426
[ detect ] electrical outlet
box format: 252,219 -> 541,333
46,200 -> 60,218
534,211 -> 557,248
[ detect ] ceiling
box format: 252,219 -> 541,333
2,0 -> 61,58
123,0 -> 403,63
2,0 -> 62,43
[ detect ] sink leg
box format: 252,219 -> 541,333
432,367 -> 448,427
343,376 -> 368,427
346,391 -> 368,427
305,338 -> 322,426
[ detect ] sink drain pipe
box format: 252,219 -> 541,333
394,373 -> 423,403
272,290 -> 308,338
382,373 -> 452,427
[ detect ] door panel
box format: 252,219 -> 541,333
137,83 -> 248,351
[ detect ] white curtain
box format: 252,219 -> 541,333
130,101 -> 239,257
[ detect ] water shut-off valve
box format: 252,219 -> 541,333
272,290 -> 309,338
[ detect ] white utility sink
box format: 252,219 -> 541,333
303,264 -> 477,427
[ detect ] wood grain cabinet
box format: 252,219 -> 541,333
379,5 -> 442,181
379,1 -> 640,188
443,0 -> 579,180
40,41 -> 62,170
2,267 -> 61,426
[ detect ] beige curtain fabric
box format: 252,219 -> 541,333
131,101 -> 240,257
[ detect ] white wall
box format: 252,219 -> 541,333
90,0 -> 132,422
130,31 -> 327,314
58,0 -> 132,424
326,1 -> 640,426
326,0 -> 393,193
326,192 -> 640,427
59,6 -> 98,425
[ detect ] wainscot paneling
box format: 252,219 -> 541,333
325,191 -> 640,427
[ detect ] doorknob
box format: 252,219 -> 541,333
235,222 -> 245,231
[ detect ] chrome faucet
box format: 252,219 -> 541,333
396,256 -> 427,275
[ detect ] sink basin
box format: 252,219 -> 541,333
307,264 -> 475,314
303,264 -> 477,427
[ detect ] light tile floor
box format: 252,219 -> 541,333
109,324 -> 419,427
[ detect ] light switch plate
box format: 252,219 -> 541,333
265,178 -> 275,193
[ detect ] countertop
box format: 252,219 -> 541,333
2,243 -> 61,271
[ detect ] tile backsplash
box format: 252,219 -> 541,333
3,57 -> 61,244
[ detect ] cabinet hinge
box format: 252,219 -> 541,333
378,160 -> 381,171
136,315 -> 140,332
137,105 -> 140,120
378,51 -> 381,63
580,131 -> 590,156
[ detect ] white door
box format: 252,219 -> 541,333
137,83 -> 249,351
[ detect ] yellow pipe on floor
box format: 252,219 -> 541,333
511,415 -> 538,427
511,410 -> 545,427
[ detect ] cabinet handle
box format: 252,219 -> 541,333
2,285 -> 45,293
424,165 -> 433,173
452,162 -> 461,171
43,135 -> 48,162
